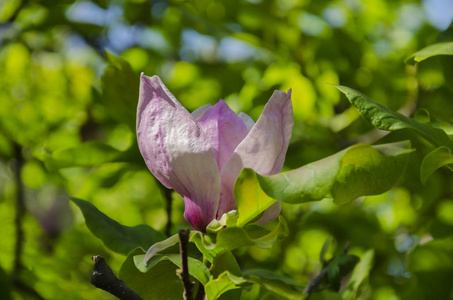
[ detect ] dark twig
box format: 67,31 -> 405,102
12,143 -> 25,281
91,255 -> 142,300
177,229 -> 193,300
163,187 -> 173,237
194,283 -> 205,300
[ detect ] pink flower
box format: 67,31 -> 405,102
137,74 -> 293,231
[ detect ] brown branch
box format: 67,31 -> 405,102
91,255 -> 143,300
12,143 -> 25,281
162,187 -> 173,237
177,229 -> 193,300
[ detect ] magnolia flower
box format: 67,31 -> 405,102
137,74 -> 293,231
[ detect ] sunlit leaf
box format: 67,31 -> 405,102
240,141 -> 413,205
420,146 -> 453,184
405,42 -> 453,64
71,197 -> 165,255
334,85 -> 453,150
205,271 -> 248,300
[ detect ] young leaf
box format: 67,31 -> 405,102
134,254 -> 211,285
420,146 -> 453,184
119,248 -> 183,299
191,216 -> 288,263
334,85 -> 453,150
70,197 -> 165,255
144,234 -> 180,265
405,41 -> 453,64
241,142 -> 413,205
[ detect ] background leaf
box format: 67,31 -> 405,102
334,85 -> 453,150
405,42 -> 453,64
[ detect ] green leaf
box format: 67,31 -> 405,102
43,142 -> 123,170
420,146 -> 453,184
191,216 -> 288,263
234,168 -> 277,227
144,234 -> 180,265
334,85 -> 453,150
331,143 -> 412,204
119,248 -> 183,299
70,197 -> 165,255
242,141 -> 413,205
205,271 -> 248,300
320,238 -> 334,264
341,250 -> 374,300
134,254 -> 211,285
211,251 -> 242,277
405,42 -> 453,64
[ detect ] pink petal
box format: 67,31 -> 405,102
238,112 -> 255,132
196,100 -> 249,172
137,74 -> 221,231
255,202 -> 281,226
191,104 -> 212,119
218,90 -> 293,217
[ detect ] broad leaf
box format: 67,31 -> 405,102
405,41 -> 453,64
240,142 -> 413,205
420,146 -> 453,184
205,271 -> 248,300
334,85 -> 453,150
134,254 -> 211,285
71,197 -> 165,255
119,248 -> 183,299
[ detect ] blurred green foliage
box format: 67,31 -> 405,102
1,0 -> 453,299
